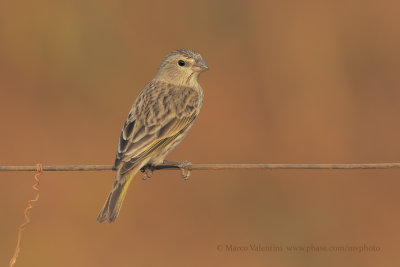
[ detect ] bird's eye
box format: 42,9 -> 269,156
178,60 -> 186,67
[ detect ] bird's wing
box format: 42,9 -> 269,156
114,82 -> 200,174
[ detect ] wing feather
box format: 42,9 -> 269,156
114,81 -> 200,172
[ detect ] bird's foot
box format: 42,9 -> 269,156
140,164 -> 154,180
163,160 -> 192,180
179,161 -> 192,180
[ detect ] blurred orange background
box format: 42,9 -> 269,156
1,0 -> 399,266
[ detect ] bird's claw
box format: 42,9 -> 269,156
178,161 -> 192,180
140,165 -> 154,180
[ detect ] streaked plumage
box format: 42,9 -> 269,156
97,49 -> 208,223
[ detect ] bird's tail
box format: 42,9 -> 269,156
97,164 -> 142,223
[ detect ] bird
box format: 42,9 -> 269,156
97,49 -> 208,223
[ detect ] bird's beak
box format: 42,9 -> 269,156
191,58 -> 209,72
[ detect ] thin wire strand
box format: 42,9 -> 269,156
1,163 -> 400,172
5,161 -> 400,265
9,164 -> 42,267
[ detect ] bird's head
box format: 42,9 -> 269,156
154,49 -> 208,86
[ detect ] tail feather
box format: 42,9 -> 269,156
97,164 -> 142,223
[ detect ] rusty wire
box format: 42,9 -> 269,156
1,162 -> 400,172
5,161 -> 400,266
9,164 -> 42,267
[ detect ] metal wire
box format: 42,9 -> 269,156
5,161 -> 399,266
9,164 -> 42,267
1,162 -> 400,172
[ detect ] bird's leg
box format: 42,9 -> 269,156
162,160 -> 192,180
140,164 -> 154,180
